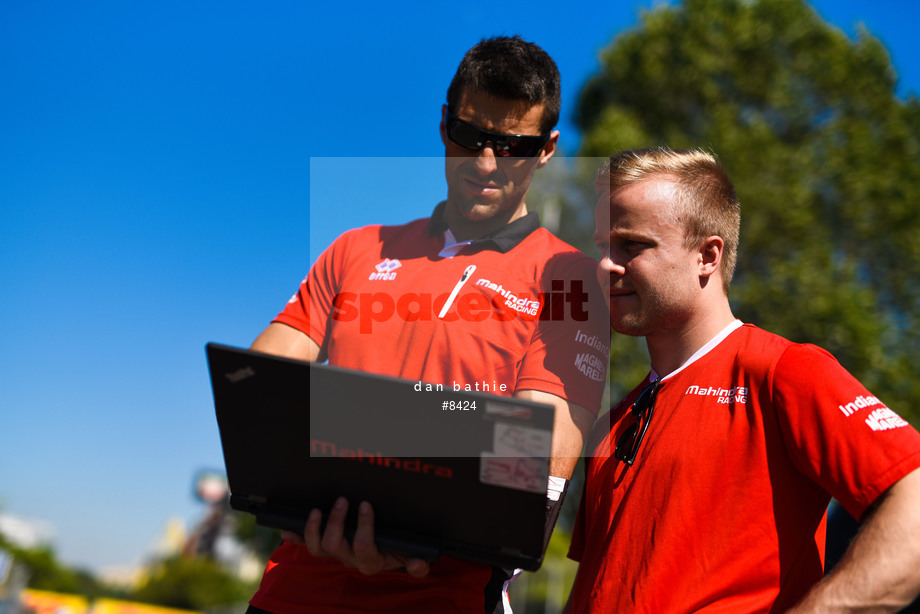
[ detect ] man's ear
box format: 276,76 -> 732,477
439,104 -> 448,147
699,236 -> 724,279
535,130 -> 560,169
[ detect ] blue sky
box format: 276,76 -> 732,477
1,1 -> 917,573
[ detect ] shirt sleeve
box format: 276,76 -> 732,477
273,229 -> 355,349
771,343 -> 920,520
514,252 -> 610,415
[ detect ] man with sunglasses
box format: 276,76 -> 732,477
243,36 -> 609,614
565,147 -> 920,613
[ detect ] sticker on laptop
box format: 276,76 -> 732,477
479,453 -> 547,494
485,401 -> 533,420
492,423 -> 551,458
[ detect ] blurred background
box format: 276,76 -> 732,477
2,0 -> 918,612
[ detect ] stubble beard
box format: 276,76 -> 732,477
610,285 -> 687,338
611,314 -> 652,337
452,196 -> 501,222
445,185 -> 525,238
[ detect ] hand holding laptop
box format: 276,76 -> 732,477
207,343 -> 555,571
281,497 -> 431,577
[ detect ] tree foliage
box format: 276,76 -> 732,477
0,532 -> 107,598
133,555 -> 255,610
232,511 -> 281,563
569,0 -> 920,420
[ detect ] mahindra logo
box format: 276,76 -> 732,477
310,439 -> 454,478
475,277 -> 541,316
685,385 -> 749,405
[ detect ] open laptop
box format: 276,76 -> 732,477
205,342 -> 556,571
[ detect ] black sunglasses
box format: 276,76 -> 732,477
614,379 -> 661,467
445,112 -> 551,158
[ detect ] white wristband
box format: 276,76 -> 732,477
547,476 -> 567,502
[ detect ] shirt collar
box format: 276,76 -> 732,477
651,319 -> 744,382
427,201 -> 541,253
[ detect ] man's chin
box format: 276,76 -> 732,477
453,201 -> 500,222
610,317 -> 649,337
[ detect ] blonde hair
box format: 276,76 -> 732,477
596,147 -> 741,294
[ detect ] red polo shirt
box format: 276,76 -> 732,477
253,204 -> 609,614
568,323 -> 920,613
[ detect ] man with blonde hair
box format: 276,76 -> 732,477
565,147 -> 920,612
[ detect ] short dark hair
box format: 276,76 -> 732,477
446,36 -> 561,134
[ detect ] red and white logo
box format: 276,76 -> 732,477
684,384 -> 749,406
837,394 -> 909,432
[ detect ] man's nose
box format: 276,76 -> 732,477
472,142 -> 500,173
597,252 -> 626,278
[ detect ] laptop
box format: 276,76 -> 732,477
205,342 -> 556,570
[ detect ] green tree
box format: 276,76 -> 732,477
0,532 -> 106,598
570,0 -> 920,420
132,555 -> 256,611
232,511 -> 281,563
